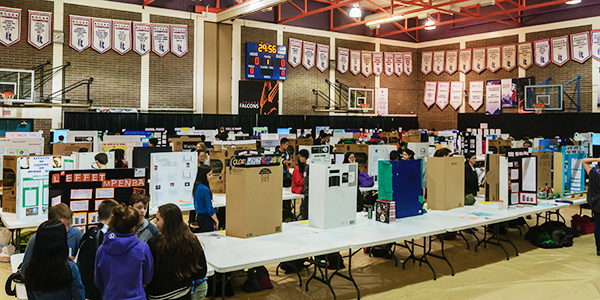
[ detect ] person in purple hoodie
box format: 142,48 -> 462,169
94,203 -> 154,300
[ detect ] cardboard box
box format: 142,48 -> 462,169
212,141 -> 257,151
381,132 -> 399,144
2,156 -> 17,213
533,151 -> 552,189
485,154 -> 508,202
226,165 -> 283,238
208,149 -> 240,194
308,163 -> 358,229
427,156 -> 465,210
169,136 -> 206,152
488,139 -> 512,154
52,142 -> 92,156
375,200 -> 395,223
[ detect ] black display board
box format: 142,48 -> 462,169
133,147 -> 172,169
506,148 -> 537,205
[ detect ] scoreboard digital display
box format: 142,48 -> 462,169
246,42 -> 287,81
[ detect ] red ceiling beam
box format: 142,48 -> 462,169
391,21 -> 418,42
289,1 -> 305,13
337,7 -> 360,22
495,1 -> 519,25
278,0 -> 362,24
364,0 -> 392,15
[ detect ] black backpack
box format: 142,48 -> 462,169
77,225 -> 104,300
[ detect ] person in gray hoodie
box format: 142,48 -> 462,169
129,193 -> 159,242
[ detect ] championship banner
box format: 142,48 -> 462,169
337,47 -> 349,73
459,48 -> 472,73
592,30 -> 600,61
445,50 -> 458,75
288,38 -> 302,67
486,46 -> 501,73
421,51 -> 433,75
28,10 -> 52,50
450,81 -> 463,110
436,81 -> 450,110
302,41 -> 316,70
69,16 -> 91,52
534,39 -> 550,67
469,81 -> 484,111
0,7 -> 21,47
485,80 -> 501,115
361,51 -> 372,77
501,78 -> 517,108
170,25 -> 188,57
133,22 -> 151,55
91,18 -> 111,53
472,47 -> 486,73
151,23 -> 170,57
376,88 -> 388,116
372,52 -> 383,76
403,53 -> 413,76
570,31 -> 591,64
518,42 -> 533,69
384,52 -> 394,76
350,49 -> 361,75
112,20 -> 131,55
432,51 -> 445,75
316,44 -> 329,72
551,35 -> 569,66
394,53 -> 403,76
423,81 -> 437,108
501,44 -> 516,71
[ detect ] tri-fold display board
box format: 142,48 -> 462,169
149,152 -> 198,211
368,145 -> 396,182
378,160 -> 423,218
553,145 -> 585,195
507,148 -> 537,205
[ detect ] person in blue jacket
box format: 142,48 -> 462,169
24,220 -> 85,300
194,165 -> 219,232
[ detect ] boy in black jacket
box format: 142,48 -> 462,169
77,199 -> 119,300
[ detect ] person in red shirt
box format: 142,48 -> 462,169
292,149 -> 309,219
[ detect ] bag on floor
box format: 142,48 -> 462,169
315,252 -> 345,270
242,266 -> 272,292
366,243 -> 395,258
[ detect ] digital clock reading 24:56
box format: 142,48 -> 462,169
246,42 -> 287,81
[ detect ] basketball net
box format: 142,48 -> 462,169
1,92 -> 15,106
533,103 -> 545,115
359,103 -> 370,113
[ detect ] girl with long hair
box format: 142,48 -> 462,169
146,204 -> 208,300
193,165 -> 218,232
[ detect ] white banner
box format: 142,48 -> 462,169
0,7 -> 21,47
372,52 -> 383,76
384,52 -> 394,76
432,51 -> 445,75
133,22 -> 151,55
423,81 -> 437,108
450,81 -> 464,110
171,25 -> 188,57
350,49 -> 361,75
91,18 -> 111,53
518,42 -> 533,69
502,44 -> 516,71
570,31 -> 591,64
69,16 -> 91,52
551,35 -> 569,66
501,78 -> 516,107
445,50 -> 458,75
112,20 -> 131,55
27,10 -> 51,50
288,38 -> 302,67
151,23 -> 170,57
302,41 -> 316,70
436,81 -> 450,110
376,88 -> 388,116
394,53 -> 403,76
361,51 -> 372,77
403,53 -> 413,76
469,81 -> 484,111
316,44 -> 329,72
472,47 -> 486,73
485,81 -> 501,115
487,46 -> 501,72
534,39 -> 550,67
421,51 -> 433,75
337,47 -> 349,73
592,30 -> 600,61
459,48 -> 472,73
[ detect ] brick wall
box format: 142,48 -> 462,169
240,27 -> 277,81
380,44 -> 416,115
148,15 -> 194,109
33,118 -> 52,154
335,39 -> 375,90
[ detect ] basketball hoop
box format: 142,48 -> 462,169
533,103 -> 545,115
359,103 -> 370,113
1,92 -> 15,106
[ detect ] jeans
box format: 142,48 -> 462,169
595,213 -> 600,252
197,214 -> 215,233
191,281 -> 208,300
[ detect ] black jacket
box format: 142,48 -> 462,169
77,225 -> 105,300
465,162 -> 479,196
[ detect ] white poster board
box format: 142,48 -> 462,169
300,145 -> 330,165
150,152 -> 197,210
75,152 -> 115,170
102,135 -> 145,148
67,131 -> 100,152
368,145 -> 396,181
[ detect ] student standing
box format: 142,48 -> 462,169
292,150 -> 310,219
95,153 -> 108,169
146,204 -> 208,300
193,165 -> 219,232
464,153 -> 479,196
24,220 -> 85,300
111,149 -> 128,168
94,204 -> 154,300
583,158 -> 600,255
129,193 -> 159,242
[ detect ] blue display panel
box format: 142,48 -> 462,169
245,42 -> 287,81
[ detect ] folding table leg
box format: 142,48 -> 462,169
425,235 -> 454,276
457,230 -> 470,250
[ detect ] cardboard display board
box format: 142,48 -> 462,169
488,139 -> 512,154
506,148 -> 537,205
378,160 -> 423,219
150,152 -> 197,210
212,140 -> 257,151
381,132 -> 399,144
53,142 -> 92,156
533,151 -> 552,190
0,138 -> 45,181
427,156 -> 465,210
49,168 -> 149,232
102,135 -> 145,148
309,163 -> 358,229
368,145 -> 396,181
74,152 -> 115,170
485,154 -> 509,202
208,148 -> 249,194
169,136 -> 205,152
299,145 -> 330,165
334,144 -> 368,173
289,138 -> 314,168
66,131 -> 101,152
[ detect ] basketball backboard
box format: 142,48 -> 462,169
0,69 -> 35,103
348,88 -> 374,111
523,84 -> 563,111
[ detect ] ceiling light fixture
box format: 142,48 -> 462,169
424,19 -> 436,30
349,3 -> 362,18
365,15 -> 404,27
565,0 -> 581,4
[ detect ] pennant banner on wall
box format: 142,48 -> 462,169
486,46 -> 501,72
69,16 -> 91,52
421,51 -> 433,75
472,47 -> 486,73
361,51 -> 372,77
502,44 -> 516,71
151,23 -> 170,57
372,52 -> 383,76
91,18 -> 111,53
133,22 -> 151,55
350,49 -> 361,75
592,30 -> 600,61
469,81 -> 484,110
570,31 -> 590,63
445,50 -> 458,75
288,38 -> 302,67
501,78 -> 517,108
432,51 -> 445,75
459,48 -> 471,73
486,80 -> 501,115
337,47 -> 349,73
302,41 -> 316,70
450,81 -> 463,110
393,53 -> 403,76
0,7 -> 21,47
403,53 -> 412,76
170,25 -> 188,57
316,44 -> 329,72
423,81 -> 437,108
551,35 -> 569,66
436,81 -> 450,110
384,52 -> 394,76
534,39 -> 550,67
112,20 -> 131,55
518,42 -> 533,69
28,10 -> 52,50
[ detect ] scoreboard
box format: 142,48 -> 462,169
245,42 -> 287,81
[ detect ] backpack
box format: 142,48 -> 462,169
358,172 -> 375,188
77,225 -> 104,300
242,266 -> 272,292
